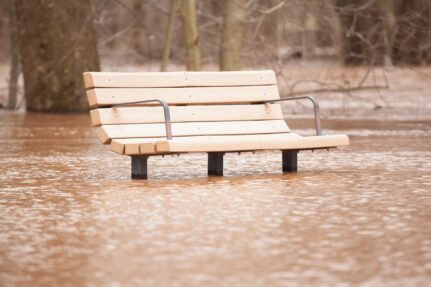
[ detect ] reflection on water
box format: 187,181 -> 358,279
0,112 -> 430,286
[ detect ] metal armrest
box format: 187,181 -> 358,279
261,96 -> 321,136
110,99 -> 173,140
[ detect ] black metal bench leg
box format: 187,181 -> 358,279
282,150 -> 298,173
208,152 -> 224,176
131,156 -> 148,179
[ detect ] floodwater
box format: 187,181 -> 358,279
0,112 -> 430,287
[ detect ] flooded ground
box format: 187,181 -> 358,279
0,112 -> 430,287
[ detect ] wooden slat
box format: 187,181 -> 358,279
110,133 -> 350,155
90,104 -> 283,126
86,85 -> 279,108
155,134 -> 350,153
83,70 -> 276,89
185,71 -> 276,86
111,138 -> 163,155
96,120 -> 290,144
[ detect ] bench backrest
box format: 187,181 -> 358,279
83,70 -> 290,144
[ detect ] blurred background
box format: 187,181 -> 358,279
0,0 -> 430,119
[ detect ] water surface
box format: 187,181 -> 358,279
0,112 -> 430,286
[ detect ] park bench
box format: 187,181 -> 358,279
83,70 -> 349,179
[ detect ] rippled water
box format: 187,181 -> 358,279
1,112 -> 430,287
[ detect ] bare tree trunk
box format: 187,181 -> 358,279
426,7 -> 431,64
335,0 -> 389,65
160,0 -> 181,71
132,0 -> 149,62
179,0 -> 201,70
313,0 -> 343,50
220,0 -> 246,71
392,0 -> 431,65
274,1 -> 283,62
380,0 -> 396,65
161,0 -> 201,71
303,7 -> 317,61
15,0 -> 100,113
7,0 -> 19,110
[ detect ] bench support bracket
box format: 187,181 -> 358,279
282,150 -> 298,173
131,156 -> 148,179
208,152 -> 224,176
261,96 -> 322,136
111,99 -> 173,140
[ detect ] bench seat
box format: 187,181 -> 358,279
111,133 -> 349,155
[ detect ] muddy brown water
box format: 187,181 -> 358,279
0,112 -> 430,287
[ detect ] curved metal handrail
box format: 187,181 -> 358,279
261,96 -> 322,136
110,99 -> 173,140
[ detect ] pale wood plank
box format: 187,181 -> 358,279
84,72 -> 187,89
110,139 -> 126,154
110,134 -> 349,155
87,85 -> 279,108
83,70 -> 276,89
155,134 -> 350,153
110,138 -> 163,155
116,135 -> 297,155
185,70 -> 276,86
96,120 -> 290,144
91,104 -> 283,126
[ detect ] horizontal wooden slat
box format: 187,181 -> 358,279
83,70 -> 276,89
112,135 -> 295,155
155,134 -> 350,153
110,138 -> 163,155
90,104 -> 283,126
96,120 -> 290,144
109,133 -> 350,155
87,85 -> 279,108
185,71 -> 276,86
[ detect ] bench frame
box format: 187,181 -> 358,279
112,99 -> 173,139
130,150 -> 299,179
124,96 -> 321,179
261,96 -> 321,136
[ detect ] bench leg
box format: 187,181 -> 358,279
282,150 -> 298,173
208,152 -> 224,176
131,156 -> 148,179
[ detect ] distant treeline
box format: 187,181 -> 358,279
0,0 -> 430,112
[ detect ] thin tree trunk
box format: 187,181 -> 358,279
303,8 -> 317,61
7,0 -> 20,110
179,0 -> 201,70
379,0 -> 396,65
161,0 -> 201,71
314,0 -> 343,50
131,0 -> 151,63
335,0 -> 389,65
15,0 -> 100,112
274,1 -> 283,62
161,0 -> 181,71
220,0 -> 246,71
392,0 -> 431,65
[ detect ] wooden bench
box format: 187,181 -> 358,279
83,70 -> 349,179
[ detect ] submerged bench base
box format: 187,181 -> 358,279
282,150 -> 298,173
130,150 -> 299,179
208,152 -> 224,176
131,156 -> 148,179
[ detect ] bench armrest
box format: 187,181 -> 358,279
261,96 -> 322,136
111,99 -> 173,140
